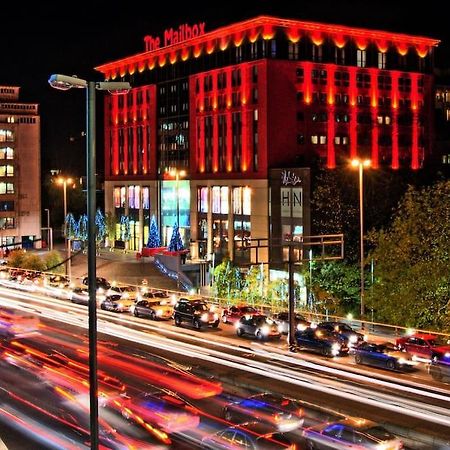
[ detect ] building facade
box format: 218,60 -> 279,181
0,86 -> 41,250
96,16 -> 439,263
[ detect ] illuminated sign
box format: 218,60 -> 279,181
281,170 -> 302,186
144,22 -> 206,52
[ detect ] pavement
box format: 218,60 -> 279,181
46,244 -> 179,291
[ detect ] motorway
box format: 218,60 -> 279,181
1,286 -> 450,448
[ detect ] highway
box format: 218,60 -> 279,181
0,285 -> 450,448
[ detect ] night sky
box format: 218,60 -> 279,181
1,1 -> 447,178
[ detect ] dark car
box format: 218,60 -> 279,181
354,342 -> 417,371
223,395 -> 303,432
173,298 -> 220,329
317,321 -> 364,348
295,328 -> 348,357
395,333 -> 450,362
202,421 -> 297,449
221,305 -> 258,325
235,314 -> 281,340
302,418 -> 403,449
429,353 -> 450,381
273,312 -> 310,334
82,276 -> 111,291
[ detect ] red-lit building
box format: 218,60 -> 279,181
96,16 -> 439,262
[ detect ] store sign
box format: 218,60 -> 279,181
281,170 -> 302,186
144,22 -> 206,51
281,187 -> 303,218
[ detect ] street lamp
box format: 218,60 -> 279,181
49,74 -> 130,450
169,168 -> 186,226
351,158 -> 371,319
44,208 -> 53,251
57,177 -> 73,277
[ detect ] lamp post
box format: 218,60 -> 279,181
169,168 -> 186,227
351,158 -> 371,318
57,177 -> 72,277
49,74 -> 130,450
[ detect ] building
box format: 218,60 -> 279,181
0,86 -> 41,250
434,70 -> 450,170
96,16 -> 439,264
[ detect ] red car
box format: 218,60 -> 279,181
395,333 -> 450,361
221,305 -> 259,325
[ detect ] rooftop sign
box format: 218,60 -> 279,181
144,22 -> 206,52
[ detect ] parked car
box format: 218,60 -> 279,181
221,305 -> 259,325
395,333 -> 450,362
302,418 -> 403,449
223,394 -> 303,432
42,275 -> 72,299
202,421 -> 297,449
429,353 -> 450,381
106,284 -> 140,301
295,328 -> 348,357
82,276 -> 111,291
131,299 -> 173,320
100,294 -> 134,312
317,321 -> 364,348
173,298 -> 219,329
70,287 -> 105,306
235,315 -> 282,340
273,311 -> 310,334
354,342 -> 417,371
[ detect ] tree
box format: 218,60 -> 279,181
368,181 -> 450,330
105,212 -> 117,246
213,259 -> 242,299
95,209 -> 106,245
168,223 -> 184,252
77,214 -> 88,242
119,215 -> 131,243
147,215 -> 161,248
64,213 -> 78,240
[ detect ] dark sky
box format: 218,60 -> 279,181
1,1 -> 447,177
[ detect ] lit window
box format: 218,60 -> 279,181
377,116 -> 383,125
212,186 -> 221,213
128,186 -> 135,209
243,187 -> 251,215
0,182 -> 14,194
0,130 -> 14,142
0,165 -> 14,177
142,187 -> 150,209
134,185 -> 140,209
334,136 -> 341,145
357,49 -> 367,68
120,187 -> 126,208
385,116 -> 391,125
220,187 -> 229,214
378,52 -> 386,69
319,135 -> 327,145
311,135 -> 318,145
0,147 -> 14,159
199,187 -> 208,213
233,187 -> 242,215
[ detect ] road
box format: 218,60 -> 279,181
1,287 -> 450,448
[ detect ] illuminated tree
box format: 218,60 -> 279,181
77,214 -> 88,242
168,223 -> 184,252
95,209 -> 106,244
147,215 -> 160,248
119,215 -> 131,243
64,213 -> 77,240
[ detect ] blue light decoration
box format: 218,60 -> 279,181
120,215 -> 131,242
64,213 -> 78,240
78,214 -> 88,241
95,209 -> 106,243
147,215 -> 160,248
168,223 -> 184,252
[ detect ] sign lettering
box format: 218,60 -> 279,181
281,170 -> 302,186
144,22 -> 206,52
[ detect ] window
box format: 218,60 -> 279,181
0,165 -> 14,177
297,134 -> 305,145
235,46 -> 243,63
378,52 -> 387,69
0,182 -> 14,194
357,49 -> 367,68
0,130 -> 14,142
198,187 -> 208,213
311,135 -> 318,145
0,147 -> 14,159
288,42 -> 299,60
335,47 -> 345,65
142,187 -> 150,209
0,201 -> 14,211
212,186 -> 229,214
319,135 -> 327,145
270,39 -> 277,58
296,68 -> 304,82
0,217 -> 14,229
312,44 -> 323,62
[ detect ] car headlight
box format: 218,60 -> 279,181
445,352 -> 450,358
156,309 -> 163,316
363,334 -> 369,342
278,324 -> 284,333
121,292 -> 129,299
331,343 -> 341,356
213,313 -> 219,320
397,357 -> 409,365
261,325 -> 270,335
349,335 -> 358,344
201,313 -> 209,322
235,322 -> 241,329
297,323 -> 307,331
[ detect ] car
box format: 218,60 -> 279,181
429,353 -> 450,381
235,314 -> 282,340
100,294 -> 134,312
82,276 -> 111,291
223,394 -> 303,432
302,418 -> 403,449
106,284 -> 140,301
395,333 -> 450,362
107,389 -> 200,433
131,298 -> 173,320
173,298 -> 220,329
295,327 -> 348,357
317,321 -> 364,348
354,342 -> 417,371
273,311 -> 310,334
70,287 -> 105,306
221,305 -> 259,325
202,421 -> 297,449
42,274 -> 72,299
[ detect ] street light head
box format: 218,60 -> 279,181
351,159 -> 360,167
363,159 -> 371,168
179,169 -> 187,178
49,74 -> 87,90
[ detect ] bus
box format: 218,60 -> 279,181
0,306 -> 40,338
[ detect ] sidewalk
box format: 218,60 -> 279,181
55,245 -> 179,291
